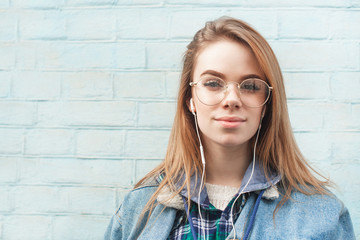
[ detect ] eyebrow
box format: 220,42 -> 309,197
200,70 -> 264,81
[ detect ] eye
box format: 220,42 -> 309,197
241,79 -> 262,92
201,78 -> 225,90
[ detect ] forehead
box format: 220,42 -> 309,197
193,39 -> 265,80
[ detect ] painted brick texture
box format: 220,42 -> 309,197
0,1 -> 359,239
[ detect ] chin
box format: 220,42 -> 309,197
217,138 -> 249,148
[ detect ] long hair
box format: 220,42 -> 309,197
135,16 -> 330,224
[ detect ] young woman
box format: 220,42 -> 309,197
105,17 -> 355,240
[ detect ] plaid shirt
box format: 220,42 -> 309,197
168,192 -> 248,240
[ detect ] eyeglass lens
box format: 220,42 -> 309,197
194,77 -> 270,107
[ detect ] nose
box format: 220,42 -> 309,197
222,82 -> 242,109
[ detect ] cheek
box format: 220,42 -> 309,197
246,109 -> 263,132
195,107 -> 210,126
250,108 -> 263,121
193,106 -> 215,134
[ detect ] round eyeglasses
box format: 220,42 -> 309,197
190,77 -> 273,108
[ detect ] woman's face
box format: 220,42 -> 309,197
191,39 -> 265,149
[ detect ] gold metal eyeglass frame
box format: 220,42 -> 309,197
189,78 -> 273,108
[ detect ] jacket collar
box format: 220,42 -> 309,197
178,158 -> 281,206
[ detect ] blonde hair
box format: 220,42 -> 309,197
135,16 -> 330,225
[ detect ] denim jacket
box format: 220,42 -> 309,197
104,161 -> 355,240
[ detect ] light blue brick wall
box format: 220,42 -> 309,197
0,1 -> 359,239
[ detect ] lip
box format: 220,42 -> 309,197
215,116 -> 246,128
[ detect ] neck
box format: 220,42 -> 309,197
204,142 -> 252,188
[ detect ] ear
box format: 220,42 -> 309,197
187,98 -> 196,115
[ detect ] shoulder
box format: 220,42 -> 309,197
286,190 -> 346,216
257,189 -> 355,239
121,183 -> 159,215
104,184 -> 160,240
269,189 -> 347,221
121,175 -> 160,208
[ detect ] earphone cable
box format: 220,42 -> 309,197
193,112 -> 207,239
229,119 -> 262,239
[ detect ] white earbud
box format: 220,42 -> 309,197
190,98 -> 195,115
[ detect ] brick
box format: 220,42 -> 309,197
37,101 -> 136,127
278,10 -> 329,39
62,72 -> 113,100
135,159 -> 162,182
0,0 -> 9,7
0,101 -> 35,125
53,215 -> 109,240
0,187 -> 13,212
117,9 -> 169,39
65,187 -> 115,215
67,0 -> 163,6
0,43 -> 15,69
227,10 -> 277,39
13,71 -> 61,99
327,163 -> 360,213
66,10 -> 116,40
304,161 -> 331,180
146,42 -> 187,69
0,218 -> 2,240
287,102 -> 324,130
167,0 -> 254,5
330,132 -> 360,162
76,130 -> 124,157
323,103 -> 355,130
65,0 -> 115,6
36,42 -> 146,69
167,0 -> 349,7
115,0 -> 165,4
0,71 -> 11,97
170,10 -> 226,39
133,0 -> 164,3
270,41 -> 359,71
294,132 -> 331,162
14,186 -> 67,213
283,72 -> 330,100
19,10 -> 66,40
16,42 -> 37,69
138,102 -> 176,127
166,71 -> 181,99
36,42 -> 109,69
0,128 -> 23,154
13,186 -> 115,215
115,43 -> 146,69
238,0 -> 348,7
114,72 -> 164,99
3,216 -> 51,240
351,104 -> 360,128
125,130 -> 170,158
25,129 -> 74,155
12,0 -> 64,8
19,158 -> 134,186
0,157 -> 17,183
330,72 -> 360,100
0,12 -> 16,41
330,11 -> 360,39
350,0 -> 360,7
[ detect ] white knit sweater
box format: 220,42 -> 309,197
205,183 -> 239,211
